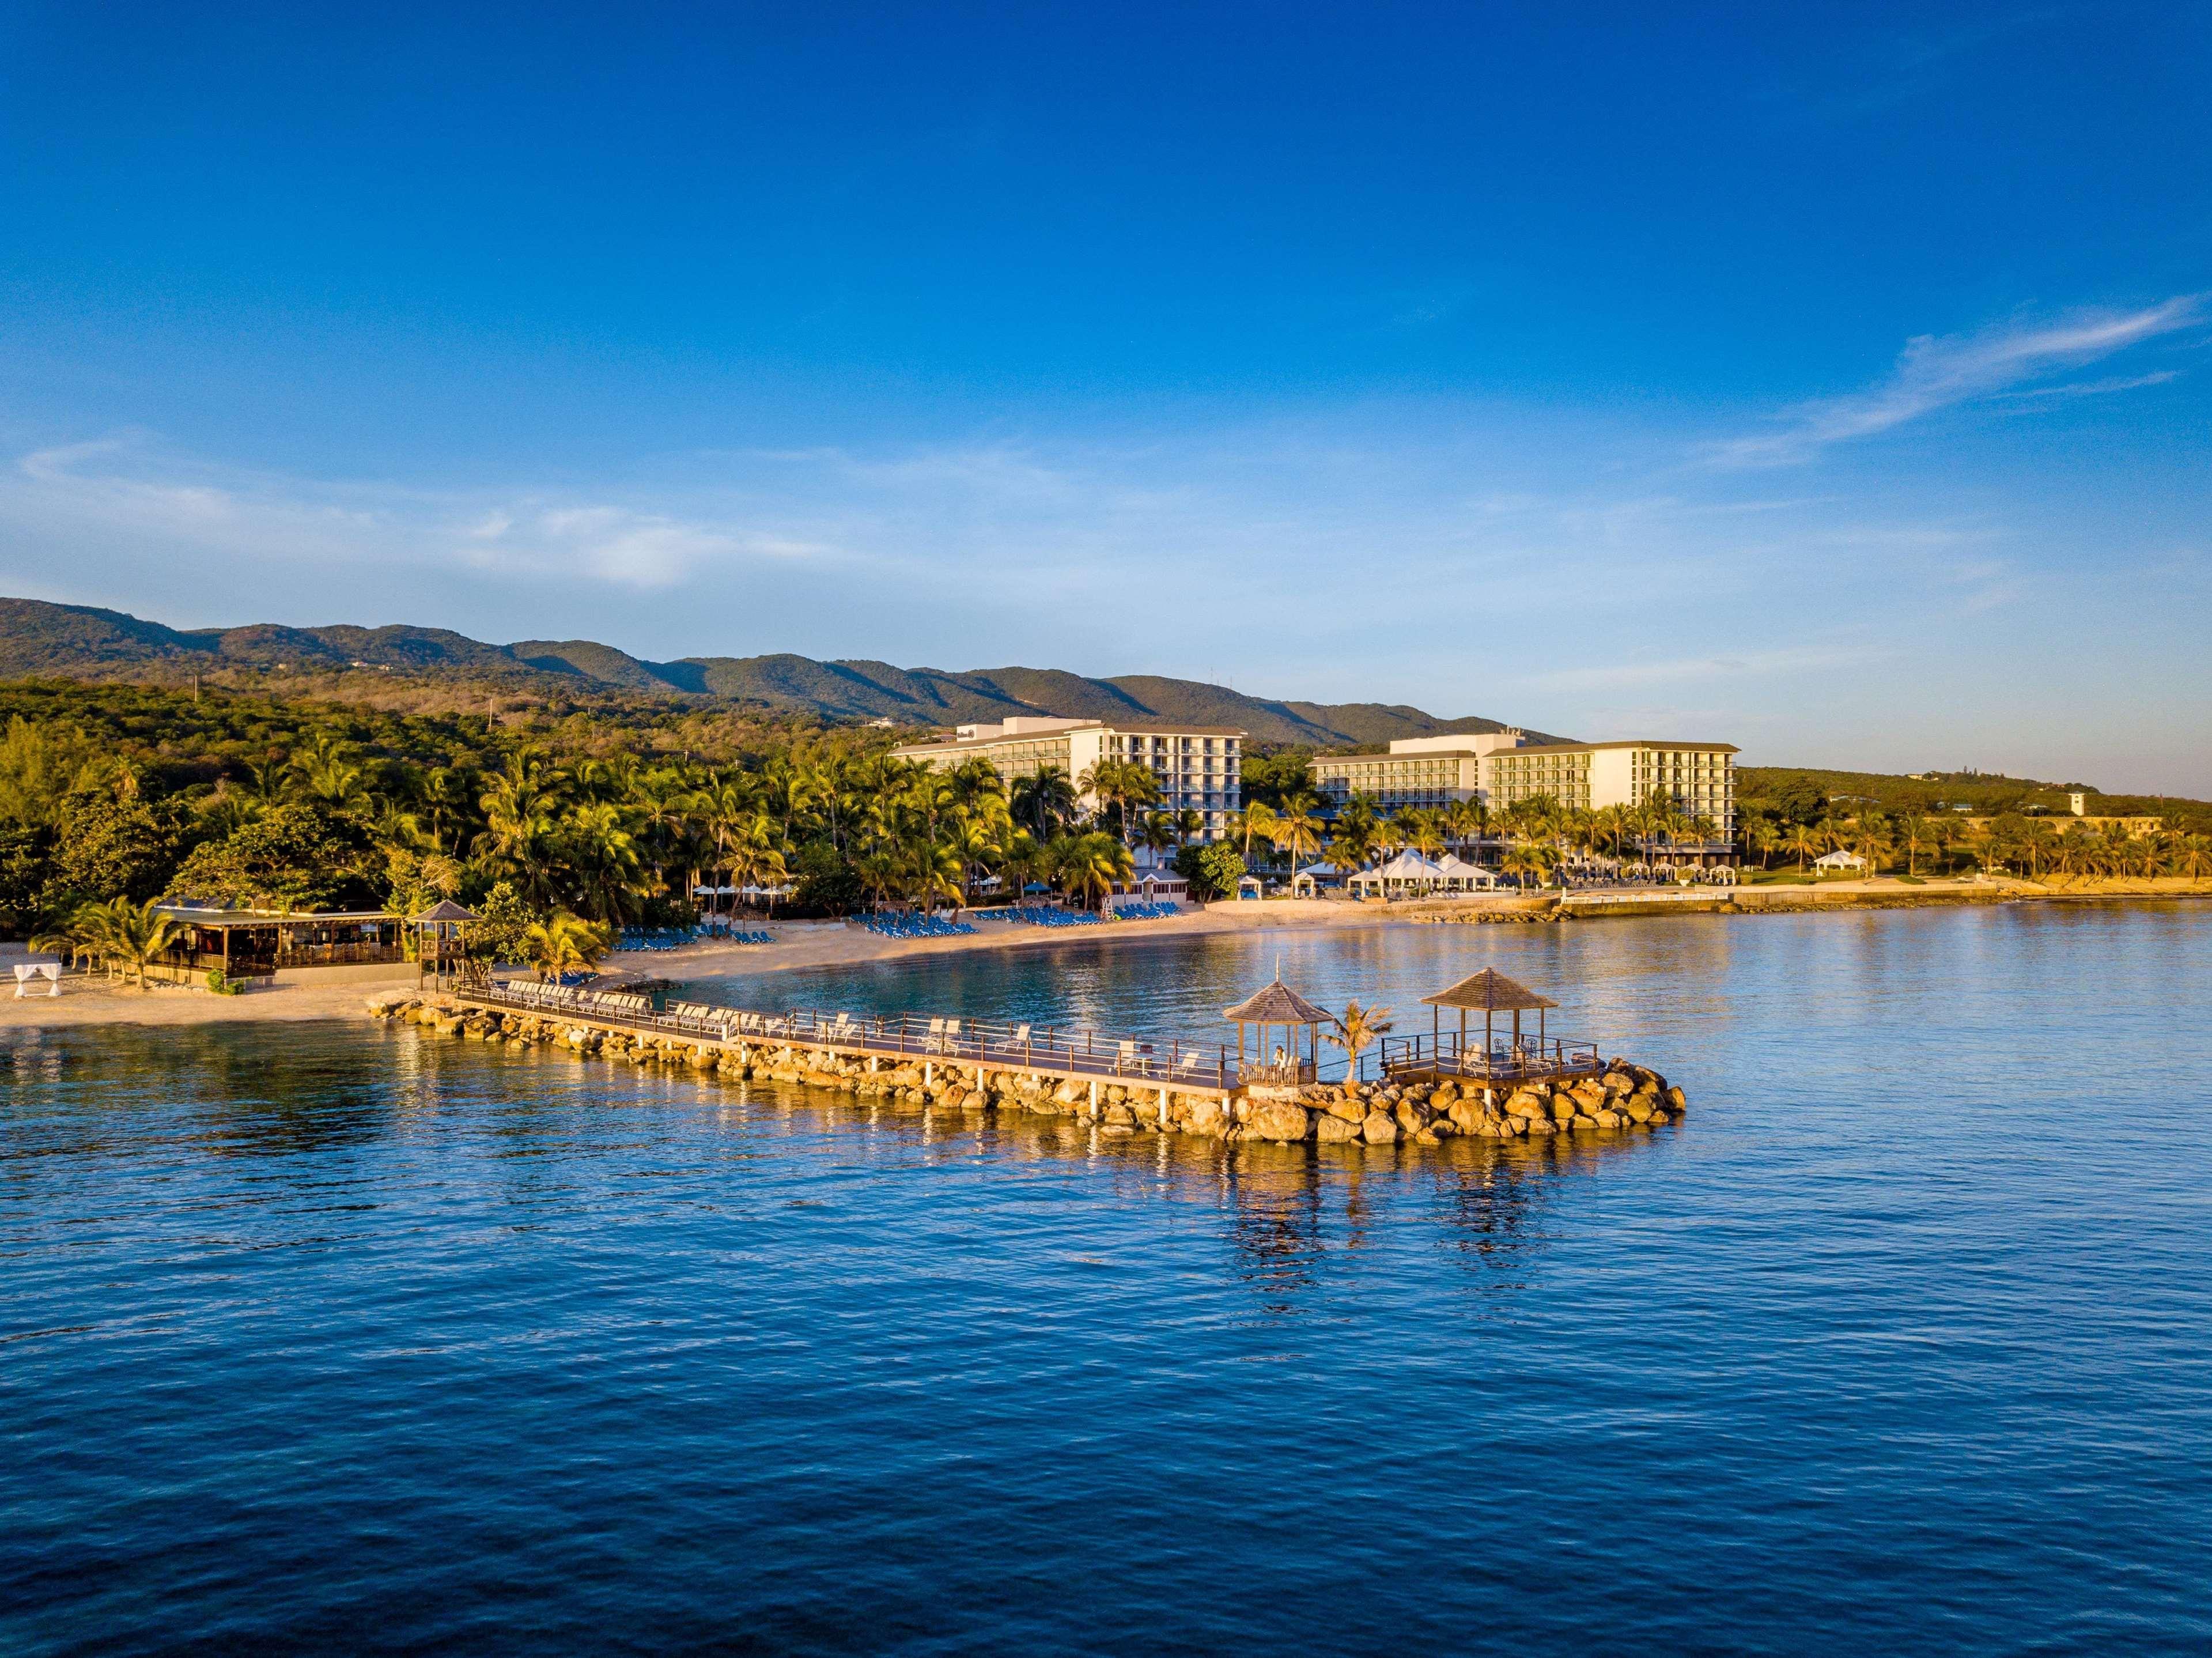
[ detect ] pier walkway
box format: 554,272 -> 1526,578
459,980 -> 1251,1096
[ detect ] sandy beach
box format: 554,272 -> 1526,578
6,875 -> 2202,1033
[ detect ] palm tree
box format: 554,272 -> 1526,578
1228,801 -> 1280,865
2169,833 -> 2212,880
292,734 -> 368,810
524,912 -> 609,982
998,829 -> 1048,902
1500,840 -> 1556,889
1053,831 -> 1133,911
1786,818 -> 1822,873
477,756 -> 562,905
1011,765 -> 1077,840
561,801 -> 645,924
902,837 -> 965,914
725,822 -> 792,917
1399,810 -> 1445,859
1321,1000 -> 1394,1085
944,813 -> 1005,907
67,896 -> 180,990
1850,812 -> 1892,878
1269,805 -> 1322,881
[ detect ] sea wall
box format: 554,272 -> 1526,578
367,994 -> 1687,1148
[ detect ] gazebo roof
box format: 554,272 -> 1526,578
1421,967 -> 1557,1012
1223,977 -> 1334,1026
412,900 -> 482,923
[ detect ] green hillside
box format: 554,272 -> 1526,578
1737,766 -> 2211,825
0,596 -> 1552,746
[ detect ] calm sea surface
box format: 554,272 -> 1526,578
5,904 -> 2210,1654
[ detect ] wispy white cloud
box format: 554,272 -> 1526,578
1708,297 -> 2202,467
6,435 -> 848,594
1991,369 -> 2181,403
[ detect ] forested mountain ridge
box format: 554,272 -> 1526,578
0,596 -> 1557,747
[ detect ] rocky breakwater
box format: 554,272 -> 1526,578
1240,1064 -> 1684,1145
366,994 -> 1687,1149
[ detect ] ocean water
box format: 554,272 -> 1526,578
3,903 -> 2210,1654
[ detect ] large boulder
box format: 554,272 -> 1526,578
1447,1100 -> 1491,1134
1362,1111 -> 1398,1145
1249,1100 -> 1313,1143
1314,1112 -> 1363,1144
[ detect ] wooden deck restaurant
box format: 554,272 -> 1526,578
151,905 -> 408,982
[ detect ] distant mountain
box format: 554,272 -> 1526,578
0,596 -> 1563,748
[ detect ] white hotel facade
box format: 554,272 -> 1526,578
1311,731 -> 1738,841
893,716 -> 1243,838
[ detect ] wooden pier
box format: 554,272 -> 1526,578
457,980 -> 1260,1100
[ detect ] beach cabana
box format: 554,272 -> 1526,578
1224,976 -> 1333,1085
1291,860 -> 1343,897
1420,967 -> 1557,1060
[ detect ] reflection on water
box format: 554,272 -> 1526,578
5,902 -> 2212,1654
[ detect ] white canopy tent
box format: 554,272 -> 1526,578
1347,850 -> 1496,896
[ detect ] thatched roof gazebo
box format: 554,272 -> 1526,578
1421,966 -> 1557,1057
1224,975 -> 1333,1085
413,899 -> 482,990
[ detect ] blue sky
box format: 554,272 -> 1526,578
3,4 -> 2208,791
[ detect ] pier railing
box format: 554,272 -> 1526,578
464,981 -> 1259,1090
1375,1031 -> 1604,1086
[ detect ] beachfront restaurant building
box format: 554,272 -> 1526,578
150,905 -> 409,983
894,716 -> 1245,841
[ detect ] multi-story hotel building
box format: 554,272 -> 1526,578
1309,731 -> 1526,815
1482,740 -> 1738,836
893,716 -> 1243,837
1311,732 -> 1738,840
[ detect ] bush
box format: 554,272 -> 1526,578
1174,841 -> 1246,900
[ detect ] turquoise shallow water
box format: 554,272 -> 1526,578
4,904 -> 2211,1653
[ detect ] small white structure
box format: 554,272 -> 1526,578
1109,868 -> 1188,906
1291,860 -> 1344,897
1813,849 -> 1866,873
14,959 -> 62,998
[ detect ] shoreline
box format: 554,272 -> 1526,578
5,878 -> 2206,1033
